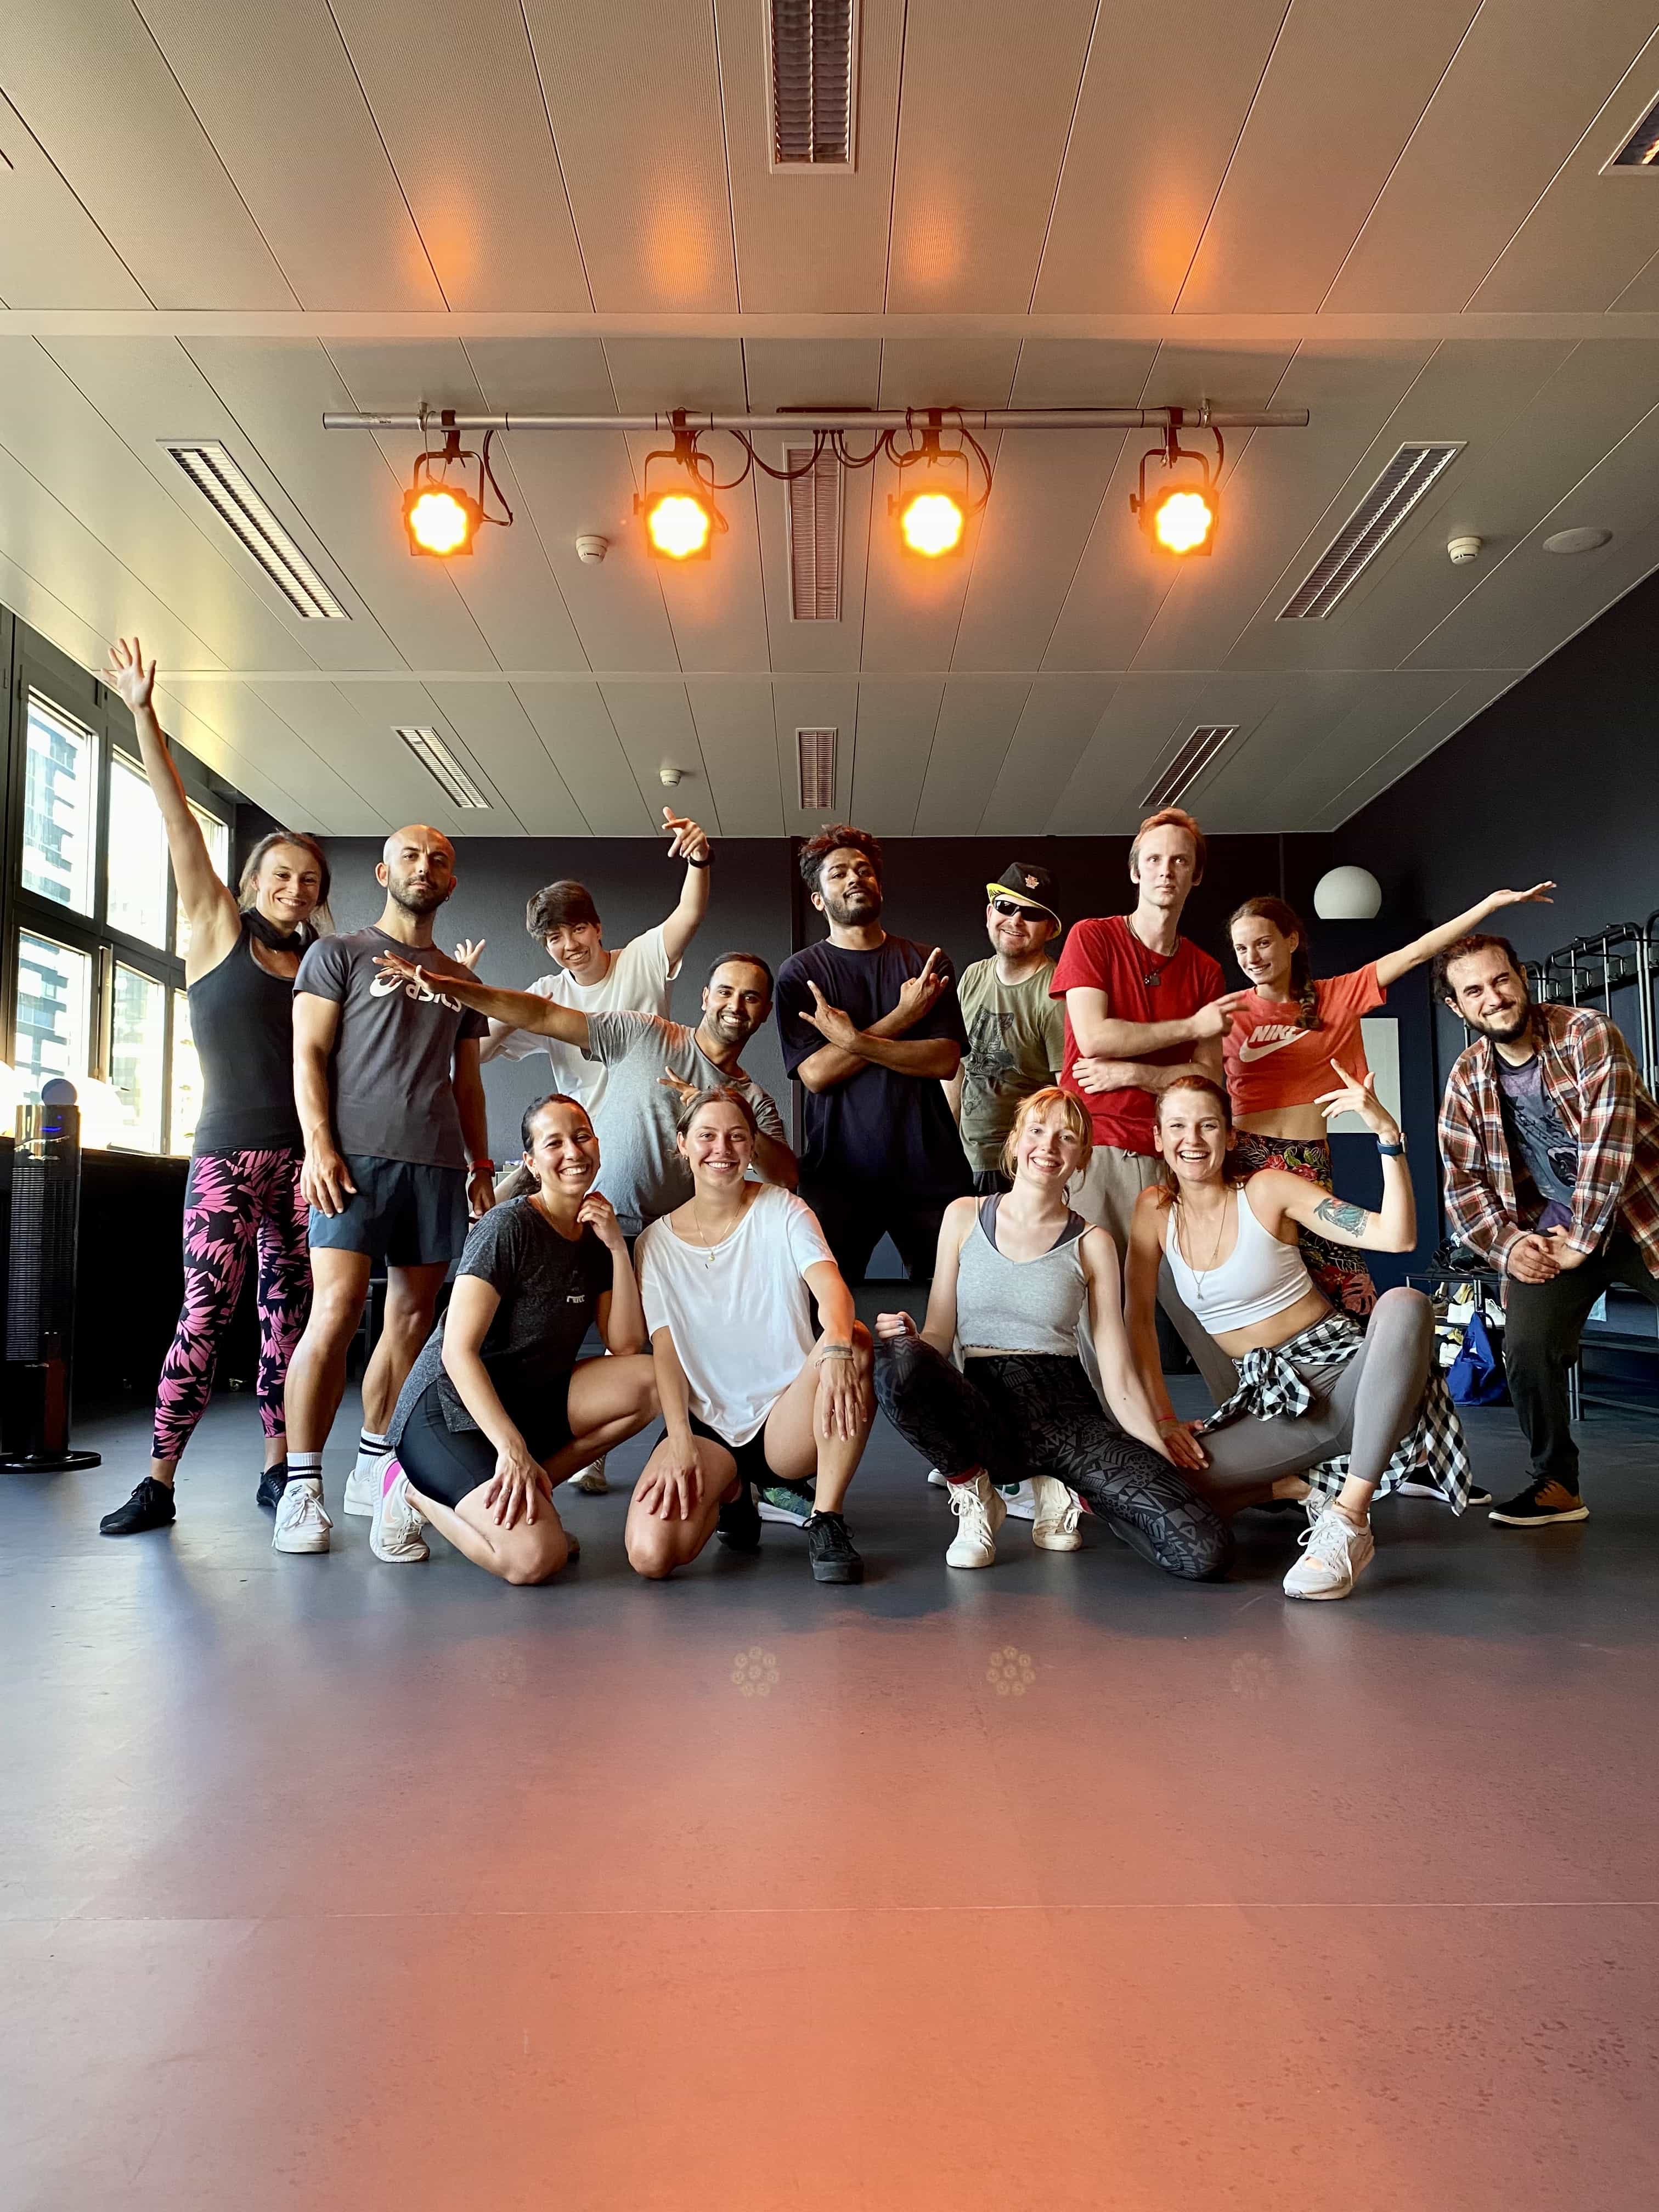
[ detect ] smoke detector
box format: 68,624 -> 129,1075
1447,534 -> 1483,566
659,766 -> 685,788
575,533 -> 609,564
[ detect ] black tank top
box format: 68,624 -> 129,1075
187,918 -> 304,1158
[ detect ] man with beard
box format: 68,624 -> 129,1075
775,826 -> 970,1284
949,858 -> 1066,1195
275,827 -> 492,1555
371,947 -> 795,1235
1438,932 -> 1659,1528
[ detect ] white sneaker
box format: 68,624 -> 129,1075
563,1455 -> 609,1494
342,1454 -> 385,1518
1000,1478 -> 1037,1522
927,1466 -> 947,1488
1283,1504 -> 1374,1601
272,1477 -> 332,1555
1030,1475 -> 1082,1552
370,1460 -> 428,1564
945,1472 -> 1005,1570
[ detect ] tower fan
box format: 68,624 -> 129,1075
1,1077 -> 100,1470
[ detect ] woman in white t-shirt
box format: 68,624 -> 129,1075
629,1088 -> 873,1586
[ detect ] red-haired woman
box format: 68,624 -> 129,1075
1223,882 -> 1553,1315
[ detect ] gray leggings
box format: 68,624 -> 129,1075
1192,1288 -> 1434,1514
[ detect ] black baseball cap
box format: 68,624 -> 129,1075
985,859 -> 1060,928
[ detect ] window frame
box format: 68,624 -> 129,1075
3,626 -> 240,1156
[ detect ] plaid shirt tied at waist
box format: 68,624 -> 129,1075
1197,1310 -> 1473,1511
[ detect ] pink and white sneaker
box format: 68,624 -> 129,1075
370,1458 -> 428,1564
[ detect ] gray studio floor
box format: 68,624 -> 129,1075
3,1360 -> 1656,2212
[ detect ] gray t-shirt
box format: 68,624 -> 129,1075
294,927 -> 488,1169
583,1011 -> 787,1235
1495,1051 -> 1578,1232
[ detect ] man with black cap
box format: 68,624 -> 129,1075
947,859 -> 1066,1194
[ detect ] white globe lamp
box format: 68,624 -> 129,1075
1313,865 -> 1382,922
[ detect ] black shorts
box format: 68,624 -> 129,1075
308,1155 -> 468,1267
657,1409 -> 773,1492
395,1378 -> 575,1510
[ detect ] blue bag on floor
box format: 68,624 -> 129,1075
1447,1310 -> 1508,1407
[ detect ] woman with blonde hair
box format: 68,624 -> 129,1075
874,1087 -> 1230,1578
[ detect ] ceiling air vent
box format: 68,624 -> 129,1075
797,727 -> 837,812
396,726 -> 490,810
770,0 -> 856,167
1606,91 -> 1659,167
1142,725 -> 1237,810
1278,442 -> 1464,620
785,445 -> 842,619
161,440 -> 349,620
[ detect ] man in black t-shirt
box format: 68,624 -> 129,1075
775,826 -> 970,1283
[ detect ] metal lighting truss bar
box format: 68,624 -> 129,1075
323,408 -> 1311,432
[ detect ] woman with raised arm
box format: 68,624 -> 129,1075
1222,883 -> 1553,1314
874,1088 -> 1231,1579
374,1094 -> 658,1584
1126,1071 -> 1472,1602
97,637 -> 332,1538
627,1087 -> 873,1587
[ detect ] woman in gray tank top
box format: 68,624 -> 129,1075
872,1088 -> 1229,1580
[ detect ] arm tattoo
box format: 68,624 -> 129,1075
1313,1197 -> 1368,1238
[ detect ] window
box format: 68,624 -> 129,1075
14,931 -> 93,1092
170,990 -> 201,1155
107,752 -> 172,948
22,692 -> 99,913
109,964 -> 167,1152
175,803 -> 232,959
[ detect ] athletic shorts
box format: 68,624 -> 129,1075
394,1377 -> 575,1510
656,1408 -> 774,1493
308,1155 -> 468,1267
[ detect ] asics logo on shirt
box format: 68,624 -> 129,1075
369,969 -> 464,1014
1237,1025 -> 1305,1063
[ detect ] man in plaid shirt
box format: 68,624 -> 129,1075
1436,933 -> 1659,1528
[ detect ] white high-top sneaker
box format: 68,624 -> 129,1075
1030,1475 -> 1083,1552
370,1461 -> 428,1564
1283,1503 -> 1374,1601
272,1477 -> 332,1555
563,1455 -> 609,1494
945,1472 -> 1005,1570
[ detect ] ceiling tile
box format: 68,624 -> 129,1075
597,682 -> 720,831
951,432 -> 1121,673
847,678 -> 946,834
0,92 -> 149,309
686,679 -> 787,837
912,677 -> 1033,833
1048,674 -> 1211,830
976,674 -> 1119,836
424,682 -> 588,834
512,682 -> 660,837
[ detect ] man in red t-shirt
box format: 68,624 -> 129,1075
1051,806 -> 1245,1401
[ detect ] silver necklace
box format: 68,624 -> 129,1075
1126,917 -> 1172,991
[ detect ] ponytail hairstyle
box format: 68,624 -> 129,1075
1229,895 -> 1320,1032
1150,1074 -> 1245,1206
239,829 -> 334,940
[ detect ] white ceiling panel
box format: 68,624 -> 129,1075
951,432 -> 1122,673
330,0 -> 591,311
912,678 -> 1033,834
163,677 -> 383,831
1033,0 -> 1288,313
261,679 -> 513,839
520,1 -> 738,312
0,0 -> 294,308
887,0 -> 1098,312
1276,672 -> 1465,826
597,682 -> 720,832
1050,675 -> 1212,828
1178,0 -> 1483,312
512,682 -> 658,837
1007,341 -> 1164,409
847,679 -> 946,834
134,0 -> 442,310
153,681 -> 318,827
0,93 -> 148,309
686,680 -> 787,838
603,340 -> 748,414
0,545 -> 120,685
424,682 -> 588,836
978,675 -> 1118,837
714,0 -> 905,313
876,334 -> 1023,411
1307,669 -> 1523,828
1323,3 -> 1659,311
772,678 -> 862,838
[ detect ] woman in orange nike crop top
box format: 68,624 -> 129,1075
1222,880 -> 1555,1314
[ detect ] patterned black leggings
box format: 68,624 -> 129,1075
875,1339 -> 1233,1582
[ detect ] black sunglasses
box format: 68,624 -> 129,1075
991,895 -> 1050,923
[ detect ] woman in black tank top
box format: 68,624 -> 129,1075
95,637 -> 331,1539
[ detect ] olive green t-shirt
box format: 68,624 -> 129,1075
956,958 -> 1066,1173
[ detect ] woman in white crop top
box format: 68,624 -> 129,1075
1126,1069 -> 1472,1604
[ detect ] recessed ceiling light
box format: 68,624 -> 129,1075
395,726 -> 491,810
1278,443 -> 1464,620
160,439 -> 349,619
1542,527 -> 1612,555
1142,726 -> 1238,810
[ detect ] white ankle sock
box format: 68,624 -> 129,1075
288,1452 -> 323,1488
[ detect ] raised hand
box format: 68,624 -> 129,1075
103,635 -> 156,713
1314,1057 -> 1399,1142
1483,882 -> 1555,912
656,1069 -> 698,1105
801,980 -> 860,1051
894,948 -> 947,1026
452,937 -> 487,972
662,808 -> 710,862
1189,990 -> 1251,1041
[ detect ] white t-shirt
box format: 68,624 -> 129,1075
488,922 -> 680,1112
636,1184 -> 834,1444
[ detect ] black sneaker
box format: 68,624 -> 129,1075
1488,1479 -> 1588,1528
256,1463 -> 289,1513
716,1480 -> 762,1552
1396,1474 -> 1493,1509
99,1479 -> 177,1536
805,1510 -> 863,1584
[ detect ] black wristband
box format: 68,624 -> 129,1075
1376,1138 -> 1405,1156
687,850 -> 713,869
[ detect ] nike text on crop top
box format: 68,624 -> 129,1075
1223,964 -> 1384,1116
1160,1181 -> 1313,1333
955,1196 -> 1090,1356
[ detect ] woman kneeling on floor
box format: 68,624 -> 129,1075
1127,1070 -> 1471,1603
628,1087 -> 873,1585
375,1094 -> 657,1583
874,1087 -> 1232,1579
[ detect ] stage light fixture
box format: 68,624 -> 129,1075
885,413 -> 986,559
1131,414 -> 1222,557
403,409 -> 511,558
642,487 -> 715,561
896,486 -> 966,557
